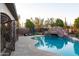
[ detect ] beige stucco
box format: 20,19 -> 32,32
0,3 -> 15,20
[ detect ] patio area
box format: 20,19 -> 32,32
11,36 -> 56,56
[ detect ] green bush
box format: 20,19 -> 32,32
76,34 -> 79,38
34,32 -> 39,35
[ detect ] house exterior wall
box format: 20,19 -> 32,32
0,3 -> 15,20
0,3 -> 17,55
0,14 -> 1,55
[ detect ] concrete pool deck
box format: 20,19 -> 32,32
11,35 -> 56,56
69,36 -> 79,42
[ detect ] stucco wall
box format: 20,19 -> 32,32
0,14 -> 1,55
0,3 -> 15,20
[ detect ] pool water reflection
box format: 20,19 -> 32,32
34,35 -> 79,56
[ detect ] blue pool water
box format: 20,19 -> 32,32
34,35 -> 79,56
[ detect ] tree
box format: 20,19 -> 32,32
34,17 -> 44,32
64,18 -> 68,29
44,18 -> 55,28
74,17 -> 79,29
49,18 -> 55,27
25,19 -> 35,33
44,20 -> 49,28
55,18 -> 64,27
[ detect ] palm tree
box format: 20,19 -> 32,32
34,17 -> 44,32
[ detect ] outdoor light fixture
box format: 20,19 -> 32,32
5,23 -> 8,27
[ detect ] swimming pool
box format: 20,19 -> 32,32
33,35 -> 79,56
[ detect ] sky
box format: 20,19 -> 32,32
15,3 -> 79,26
